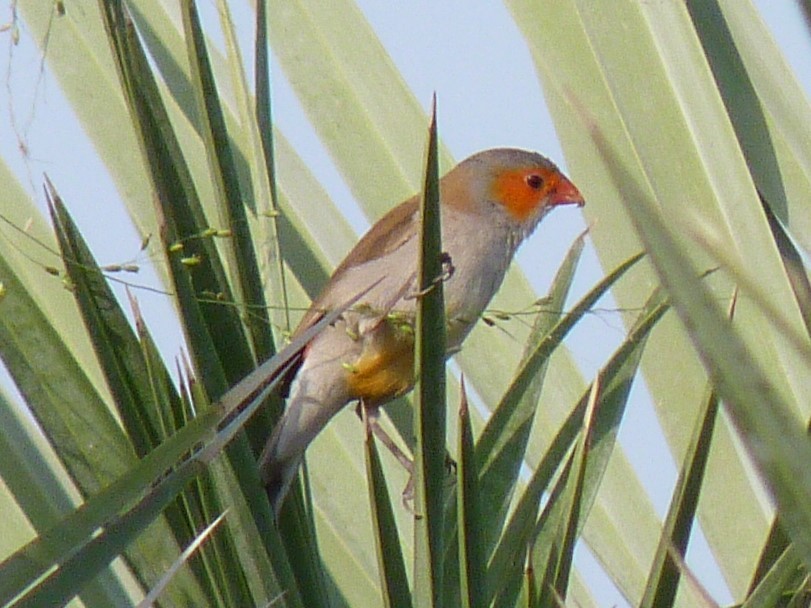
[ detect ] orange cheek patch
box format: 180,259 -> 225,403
491,168 -> 555,221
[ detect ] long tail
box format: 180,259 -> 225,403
259,364 -> 351,516
259,301 -> 366,516
258,421 -> 303,517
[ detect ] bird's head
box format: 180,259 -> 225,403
443,148 -> 584,228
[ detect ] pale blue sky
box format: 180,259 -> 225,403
1,1 -> 810,605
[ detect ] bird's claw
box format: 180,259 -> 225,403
401,474 -> 422,518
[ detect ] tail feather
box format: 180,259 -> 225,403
260,380 -> 351,516
259,316 -> 357,516
259,409 -> 308,516
260,439 -> 301,517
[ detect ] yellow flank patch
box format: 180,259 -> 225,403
345,317 -> 416,406
491,167 -> 555,221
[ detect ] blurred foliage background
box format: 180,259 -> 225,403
1,1 -> 811,606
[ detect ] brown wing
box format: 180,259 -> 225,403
293,195 -> 420,337
278,196 -> 418,396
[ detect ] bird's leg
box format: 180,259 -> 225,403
356,401 -> 413,473
356,401 -> 418,514
404,252 -> 455,300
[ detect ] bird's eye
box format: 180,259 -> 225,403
526,174 -> 544,190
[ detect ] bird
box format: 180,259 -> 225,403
259,147 -> 584,516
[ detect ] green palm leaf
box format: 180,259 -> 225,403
2,1 -> 810,605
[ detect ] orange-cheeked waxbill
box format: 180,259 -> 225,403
259,148 -> 584,514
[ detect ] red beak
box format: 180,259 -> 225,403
550,175 -> 585,208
